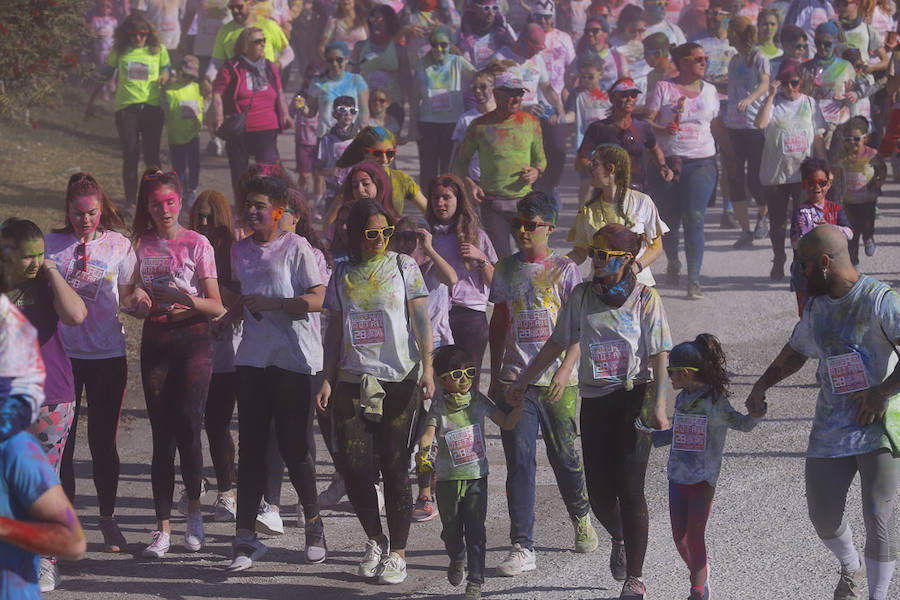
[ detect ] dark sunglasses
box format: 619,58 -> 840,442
500,88 -> 526,97
805,178 -> 829,188
442,367 -> 477,380
785,78 -> 801,87
844,135 -> 863,142
364,226 -> 395,240
228,3 -> 245,10
251,38 -> 266,46
816,39 -> 833,48
615,90 -> 641,99
365,147 -> 396,159
689,56 -> 709,64
335,105 -> 358,115
371,96 -> 390,103
588,247 -> 628,260
327,56 -> 345,64
75,242 -> 87,272
586,27 -> 604,35
433,42 -> 450,49
130,30 -> 150,37
511,217 -> 553,232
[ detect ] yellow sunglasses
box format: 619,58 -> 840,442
364,226 -> 395,240
441,367 -> 477,380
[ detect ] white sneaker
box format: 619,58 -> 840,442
142,530 -> 171,558
358,537 -> 388,578
213,493 -> 237,523
176,478 -> 208,515
38,557 -> 59,592
184,509 -> 205,551
226,534 -> 267,572
495,543 -> 536,576
378,551 -> 407,584
255,501 -> 284,536
318,473 -> 346,506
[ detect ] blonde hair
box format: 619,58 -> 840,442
728,16 -> 758,49
235,26 -> 264,58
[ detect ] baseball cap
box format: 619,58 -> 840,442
608,78 -> 642,95
495,71 -> 526,91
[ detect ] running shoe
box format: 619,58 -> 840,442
610,538 -> 627,582
99,518 -> 127,553
620,575 -> 646,598
358,537 -> 388,578
318,473 -> 346,506
255,500 -> 284,536
464,581 -> 482,599
142,530 -> 170,558
687,281 -> 704,299
865,237 -> 877,257
176,477 -> 208,515
213,492 -> 237,523
753,214 -> 770,239
38,557 -> 59,592
304,516 -> 328,564
378,551 -> 408,584
834,562 -> 866,600
666,261 -> 681,287
573,513 -> 599,553
226,534 -> 267,572
411,494 -> 439,522
770,261 -> 785,282
184,509 -> 205,552
495,543 -> 536,576
732,230 -> 754,249
720,211 -> 738,229
447,558 -> 467,586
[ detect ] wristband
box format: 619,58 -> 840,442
635,261 -> 644,273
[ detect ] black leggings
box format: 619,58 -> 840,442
580,385 -> 651,578
60,356 -> 128,516
235,366 -> 318,531
843,201 -> 876,261
449,306 -> 489,391
140,317 -> 213,521
764,182 -> 803,266
204,371 -> 237,493
114,103 -> 164,204
332,379 -> 418,550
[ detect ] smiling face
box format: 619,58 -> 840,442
228,1 -> 251,24
326,48 -> 347,76
843,127 -> 866,155
361,214 -> 391,256
351,171 -> 379,200
68,194 -> 102,240
439,366 -> 474,394
472,75 -> 494,105
369,91 -> 390,115
13,238 -> 44,281
147,186 -> 181,232
610,90 -> 639,114
368,10 -> 386,35
803,168 -> 831,203
363,140 -> 395,167
430,184 -> 458,225
244,192 -> 284,235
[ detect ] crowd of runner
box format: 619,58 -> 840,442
1,0 -> 900,598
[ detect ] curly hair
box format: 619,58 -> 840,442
114,12 -> 162,54
425,174 -> 483,270
56,172 -> 127,235
587,144 -> 633,227
800,157 -> 831,180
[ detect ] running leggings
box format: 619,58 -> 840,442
806,449 -> 900,562
332,379 -> 418,550
29,402 -> 75,475
60,356 -> 128,516
449,306 -> 489,391
235,366 -> 319,531
669,480 -> 715,576
204,371 -> 237,493
140,317 -> 212,521
580,385 -> 651,578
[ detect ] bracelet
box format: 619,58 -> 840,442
478,259 -> 488,269
45,265 -> 59,273
635,261 -> 644,273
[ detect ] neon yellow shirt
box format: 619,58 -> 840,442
164,81 -> 204,145
106,45 -> 170,110
211,17 -> 288,62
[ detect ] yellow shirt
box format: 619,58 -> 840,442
211,17 -> 288,62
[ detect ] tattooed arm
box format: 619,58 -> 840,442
746,343 -> 808,416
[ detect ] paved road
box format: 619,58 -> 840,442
51,124 -> 900,599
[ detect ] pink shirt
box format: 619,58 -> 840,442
135,228 -> 217,311
431,226 -> 497,312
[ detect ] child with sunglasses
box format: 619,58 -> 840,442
789,157 -> 853,315
415,345 -> 523,600
637,333 -> 764,600
317,95 -> 359,208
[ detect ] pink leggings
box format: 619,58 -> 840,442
669,480 -> 715,578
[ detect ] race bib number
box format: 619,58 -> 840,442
429,89 -> 452,112
827,351 -> 868,395
140,256 -> 174,289
65,259 -> 107,302
673,413 -> 707,452
782,130 -> 809,154
474,39 -> 493,66
349,310 -> 386,346
444,423 -> 485,467
590,339 -> 629,380
675,123 -> 701,143
515,309 -> 551,344
127,61 -> 150,81
179,99 -> 199,121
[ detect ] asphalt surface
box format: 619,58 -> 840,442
49,121 -> 900,600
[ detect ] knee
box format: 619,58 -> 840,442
808,505 -> 844,540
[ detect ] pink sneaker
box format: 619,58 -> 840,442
411,495 -> 439,522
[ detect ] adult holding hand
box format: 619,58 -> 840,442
212,27 -> 294,189
747,224 -> 900,600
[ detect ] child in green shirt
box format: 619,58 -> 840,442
416,345 -> 524,600
163,55 -> 206,208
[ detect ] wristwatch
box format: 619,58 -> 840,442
477,259 -> 488,269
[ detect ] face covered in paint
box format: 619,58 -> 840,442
361,214 -> 393,257
815,34 -> 836,60
644,0 -> 667,24
68,194 -> 102,241
12,238 -> 45,282
363,140 -> 396,167
430,184 -> 458,225
245,192 -> 285,238
494,87 -> 524,114
147,185 -> 182,233
589,234 -> 635,307
513,212 -> 554,254
430,32 -> 451,63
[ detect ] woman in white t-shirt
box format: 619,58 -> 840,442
755,58 -> 827,281
47,172 -> 139,554
130,169 -> 223,559
645,42 -> 732,299
315,199 -> 434,585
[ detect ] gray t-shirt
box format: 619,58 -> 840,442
428,389 -> 496,481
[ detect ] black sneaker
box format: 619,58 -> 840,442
865,237 -> 877,257
770,261 -> 785,282
720,211 -> 738,229
733,230 -> 754,249
609,539 -> 627,582
447,558 -> 466,586
666,261 -> 681,287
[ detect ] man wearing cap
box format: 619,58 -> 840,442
456,0 -> 518,70
576,78 -> 670,191
453,71 -> 547,257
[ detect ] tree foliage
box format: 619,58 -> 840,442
0,0 -> 94,119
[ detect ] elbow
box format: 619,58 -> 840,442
62,307 -> 88,327
59,531 -> 87,561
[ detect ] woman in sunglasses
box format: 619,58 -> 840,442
305,41 -> 369,141
646,42 -> 732,298
85,12 -> 170,206
756,59 -> 828,281
510,222 -> 672,600
212,26 -> 295,189
798,21 -> 855,141
409,25 -> 477,185
456,0 -> 517,70
315,198 -> 434,585
45,173 -> 138,555
782,0 -> 836,56
352,5 -> 410,128
130,169 -> 224,559
568,17 -> 627,93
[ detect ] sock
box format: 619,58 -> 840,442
865,557 -> 896,600
821,526 -> 861,572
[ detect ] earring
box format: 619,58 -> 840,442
821,267 -> 828,281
